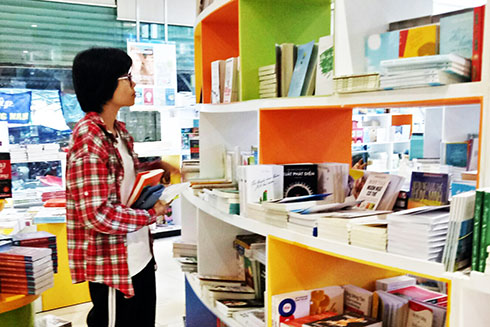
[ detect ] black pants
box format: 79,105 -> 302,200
87,258 -> 156,327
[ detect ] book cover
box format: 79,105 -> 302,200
356,173 -> 391,210
303,44 -> 318,96
303,313 -> 381,327
406,299 -> 447,327
316,35 -> 334,96
407,172 -> 449,209
375,275 -> 416,292
388,286 -> 447,304
472,5 -> 485,81
479,190 -> 490,271
365,30 -> 399,73
283,164 -> 318,198
211,60 -> 226,104
443,142 -> 468,167
288,41 -> 315,97
343,284 -> 373,316
223,57 -> 239,103
126,169 -> 164,207
215,298 -> 263,310
280,43 -> 297,97
439,11 -> 474,59
280,312 -> 337,327
399,24 -> 439,58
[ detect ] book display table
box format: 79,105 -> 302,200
0,293 -> 39,327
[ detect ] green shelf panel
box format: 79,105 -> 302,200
239,0 -> 331,100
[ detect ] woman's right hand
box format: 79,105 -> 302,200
152,200 -> 171,216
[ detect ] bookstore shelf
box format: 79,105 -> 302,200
0,294 -> 39,314
194,0 -> 234,28
197,82 -> 485,113
183,189 -> 449,281
185,272 -> 244,327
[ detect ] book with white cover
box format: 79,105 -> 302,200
223,57 -> 239,103
315,35 -> 334,96
344,284 -> 373,316
356,174 -> 391,210
211,60 -> 226,104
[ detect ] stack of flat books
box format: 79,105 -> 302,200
0,246 -> 54,295
350,218 -> 388,251
12,231 -> 58,273
215,299 -> 263,317
380,53 -> 471,90
333,73 -> 380,93
232,308 -> 265,327
387,206 -> 450,261
172,240 -> 197,258
258,64 -> 278,99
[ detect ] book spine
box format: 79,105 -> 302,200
478,191 -> 490,271
472,5 -> 485,82
472,190 -> 484,270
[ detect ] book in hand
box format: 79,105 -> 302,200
126,169 -> 164,207
132,184 -> 165,209
303,313 -> 381,327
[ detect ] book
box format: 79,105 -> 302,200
303,313 -> 381,327
472,189 -> 485,270
126,169 -> 164,207
407,172 -> 449,209
271,286 -> 344,327
343,284 -> 373,316
442,142 -> 468,167
388,285 -> 447,305
472,5 -> 485,81
215,298 -> 264,317
303,44 -> 318,96
280,312 -> 337,327
399,24 -> 439,58
439,10 -> 474,59
0,246 -> 52,262
283,164 -> 318,198
158,182 -> 191,204
365,30 -> 399,73
288,40 -> 315,97
211,60 -> 226,104
478,189 -> 490,271
375,275 -> 416,292
380,54 -> 470,71
279,43 -> 297,97
355,173 -> 391,210
223,57 -> 239,103
372,290 -> 408,327
406,299 -> 447,327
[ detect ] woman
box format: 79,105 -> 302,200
66,47 -> 176,327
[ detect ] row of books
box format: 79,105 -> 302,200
273,275 -> 446,327
211,57 -> 239,104
365,6 -> 484,82
10,143 -> 61,163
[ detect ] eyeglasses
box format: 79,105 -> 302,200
118,72 -> 133,84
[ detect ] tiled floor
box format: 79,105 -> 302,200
36,236 -> 186,327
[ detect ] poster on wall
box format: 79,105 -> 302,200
127,41 -> 177,108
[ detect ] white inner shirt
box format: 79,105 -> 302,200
116,133 -> 152,277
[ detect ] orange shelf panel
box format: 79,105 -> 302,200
200,0 -> 239,103
195,23 -> 203,103
259,107 -> 352,165
391,114 -> 413,136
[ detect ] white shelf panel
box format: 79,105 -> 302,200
133,142 -> 182,157
197,82 -> 485,113
194,0 -> 234,27
185,272 -> 245,327
352,140 -> 410,146
183,189 -> 448,279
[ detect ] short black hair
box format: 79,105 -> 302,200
72,47 -> 132,113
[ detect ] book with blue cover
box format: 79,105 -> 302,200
440,11 -> 474,59
365,30 -> 399,73
288,40 -> 315,97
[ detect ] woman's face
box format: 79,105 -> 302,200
108,72 -> 136,108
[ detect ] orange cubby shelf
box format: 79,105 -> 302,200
194,23 -> 203,103
259,107 -> 352,165
199,0 -> 239,103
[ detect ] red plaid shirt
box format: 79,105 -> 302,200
66,112 -> 161,297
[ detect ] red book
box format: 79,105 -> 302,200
472,5 -> 485,81
388,285 -> 447,304
0,246 -> 52,262
281,312 -> 338,327
126,169 -> 164,207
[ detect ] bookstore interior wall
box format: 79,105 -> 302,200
184,0 -> 490,327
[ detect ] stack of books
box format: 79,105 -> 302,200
232,308 -> 265,327
234,234 -> 266,300
379,53 -> 471,90
349,218 -> 388,251
12,231 -> 58,273
181,160 -> 200,182
202,188 -> 240,215
333,73 -> 380,93
172,240 -> 197,258
0,246 -> 54,295
258,64 -> 278,99
33,207 -> 66,224
175,256 -> 197,273
387,206 -> 450,261
215,299 -> 263,318
202,283 -> 256,305
287,211 -> 318,236
26,143 -> 61,162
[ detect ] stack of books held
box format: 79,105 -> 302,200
379,53 -> 471,90
0,246 -> 54,295
12,231 -> 58,273
387,206 -> 450,261
258,64 -> 278,99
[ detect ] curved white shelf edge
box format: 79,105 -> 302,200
183,189 -> 447,279
197,82 -> 485,113
185,272 -> 246,327
195,0 -> 234,27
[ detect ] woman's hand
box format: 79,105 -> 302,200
152,200 -> 171,216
